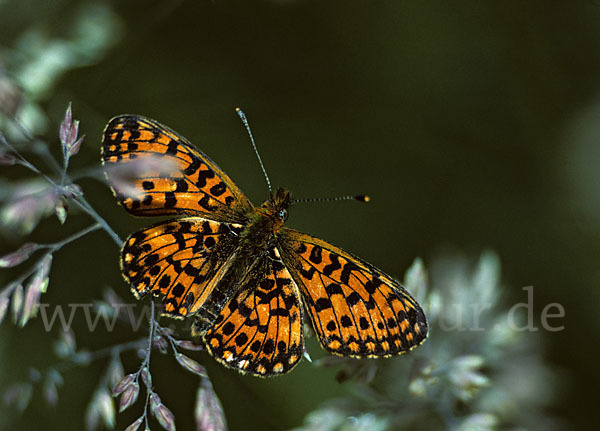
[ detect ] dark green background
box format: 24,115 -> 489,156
2,1 -> 600,429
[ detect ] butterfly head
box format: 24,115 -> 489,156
259,187 -> 291,226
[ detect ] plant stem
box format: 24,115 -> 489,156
45,223 -> 102,252
72,196 -> 122,246
141,301 -> 156,429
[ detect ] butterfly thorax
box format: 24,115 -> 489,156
220,188 -> 290,288
236,187 -> 290,251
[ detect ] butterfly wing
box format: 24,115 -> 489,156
102,115 -> 252,222
202,247 -> 304,376
278,228 -> 427,357
121,217 -> 243,319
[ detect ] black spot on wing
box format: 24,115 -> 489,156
323,254 -> 341,276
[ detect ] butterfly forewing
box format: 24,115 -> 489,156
102,115 -> 252,222
121,217 -> 242,319
278,228 -> 428,357
202,247 -> 304,376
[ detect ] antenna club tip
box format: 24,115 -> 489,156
236,107 -> 248,122
356,195 -> 370,203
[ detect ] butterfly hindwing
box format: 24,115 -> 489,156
102,115 -> 252,221
121,217 -> 243,318
278,229 -> 428,357
202,247 -> 304,377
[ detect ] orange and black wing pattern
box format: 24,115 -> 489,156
102,115 -> 252,222
202,247 -> 304,377
121,217 -> 243,319
278,229 -> 427,358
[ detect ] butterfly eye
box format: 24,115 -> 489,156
279,209 -> 288,221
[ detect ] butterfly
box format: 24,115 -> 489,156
101,113 -> 427,377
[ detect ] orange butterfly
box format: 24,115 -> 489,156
101,113 -> 427,377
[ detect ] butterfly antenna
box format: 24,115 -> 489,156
291,194 -> 371,205
236,107 -> 272,194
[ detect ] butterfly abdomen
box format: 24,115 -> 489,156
190,212 -> 278,335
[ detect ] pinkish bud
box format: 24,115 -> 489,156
68,120 -> 79,147
119,381 -> 140,412
125,416 -> 144,431
149,392 -> 162,411
141,367 -> 152,388
195,378 -> 227,431
153,335 -> 168,354
39,254 -> 52,282
174,340 -> 204,351
0,242 -> 39,268
0,295 -> 9,325
59,103 -> 85,161
1,182 -> 61,234
175,353 -> 207,377
69,135 -> 85,156
11,283 -> 23,324
150,393 -> 176,431
0,151 -> 17,165
20,266 -> 49,327
60,103 -> 73,146
55,198 -> 68,224
112,373 -> 136,397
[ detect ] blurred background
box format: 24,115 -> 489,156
1,1 -> 599,430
